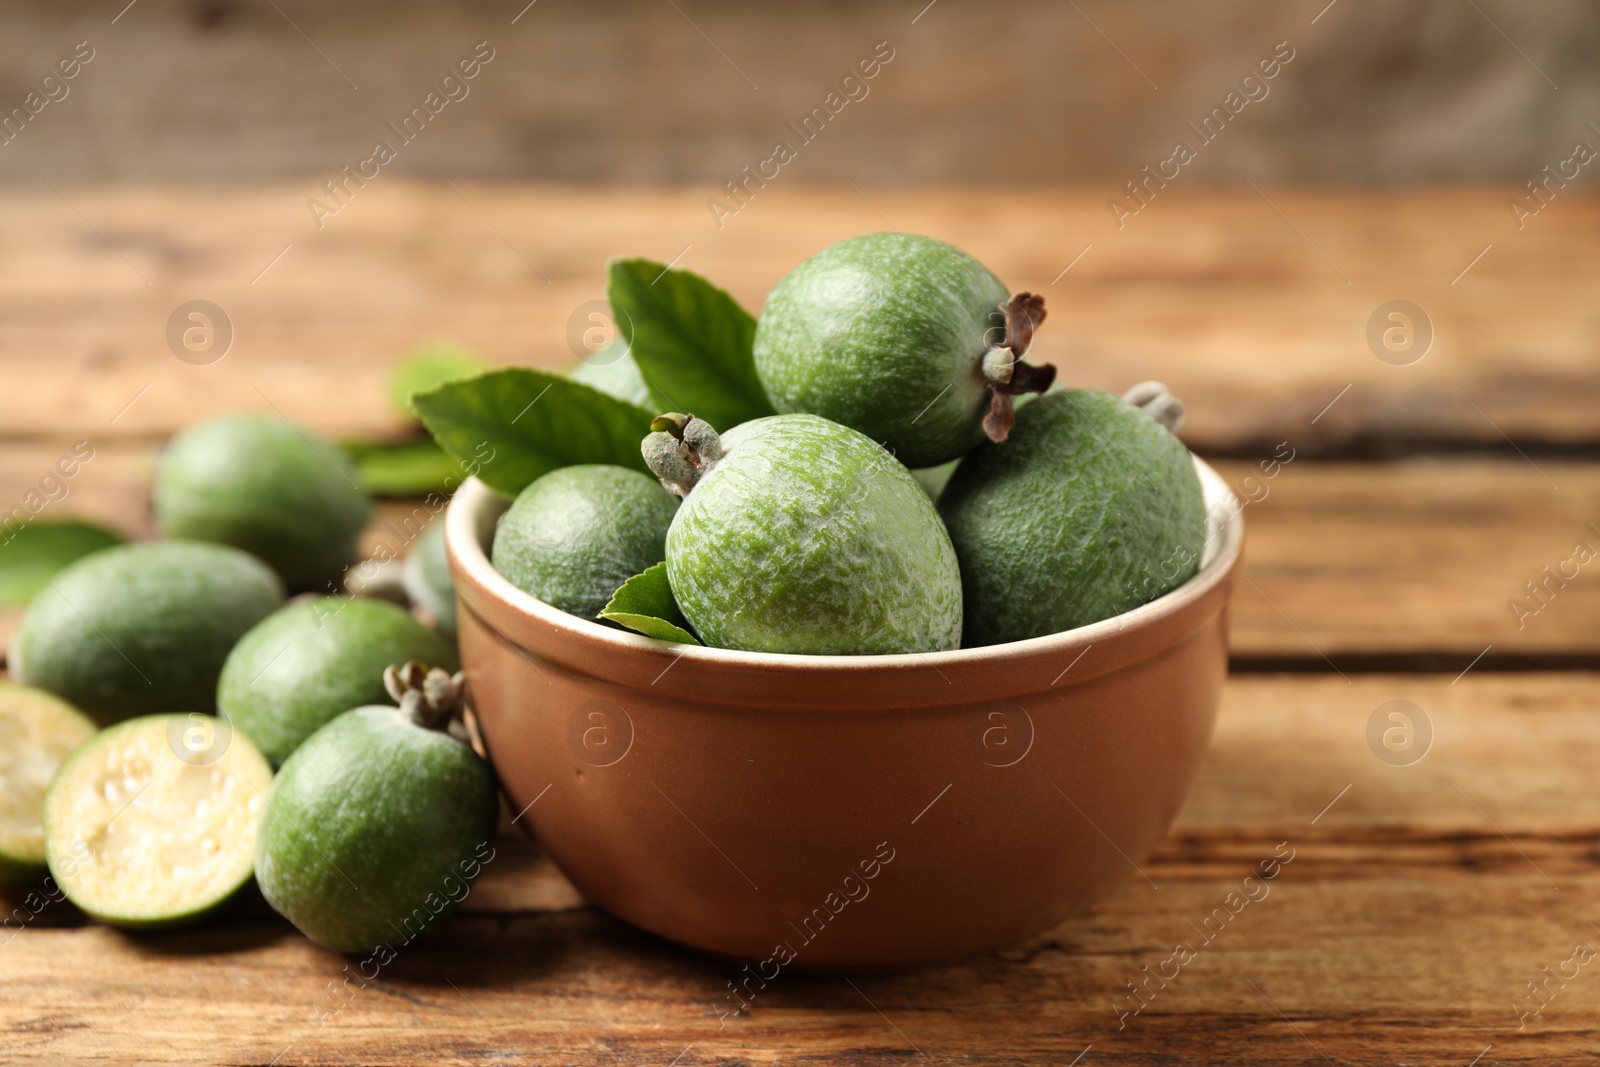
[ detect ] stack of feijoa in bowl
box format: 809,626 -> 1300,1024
1,231 -> 1217,964
465,233 -> 1205,657
428,232 -> 1228,967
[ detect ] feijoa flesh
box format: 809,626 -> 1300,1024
0,683 -> 96,884
42,713 -> 273,926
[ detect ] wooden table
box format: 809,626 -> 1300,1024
3,183 -> 1598,1065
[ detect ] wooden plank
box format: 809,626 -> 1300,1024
2,446 -> 1596,662
2,185 -> 1598,452
1219,456 -> 1600,661
5,0 -> 1596,188
2,674 -> 1597,1065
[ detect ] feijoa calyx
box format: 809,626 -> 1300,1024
154,414 -> 372,592
9,541 -> 286,725
254,663 -> 498,955
492,464 -> 678,621
939,387 -> 1207,646
753,233 -> 1055,468
218,596 -> 459,766
643,412 -> 963,655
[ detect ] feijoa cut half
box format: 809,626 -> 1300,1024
0,683 -> 96,884
42,714 -> 273,927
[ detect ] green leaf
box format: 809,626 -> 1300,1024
412,368 -> 655,498
607,258 -> 776,431
599,562 -> 700,644
344,438 -> 466,497
390,343 -> 488,417
0,521 -> 124,606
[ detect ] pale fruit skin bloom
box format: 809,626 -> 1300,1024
655,413 -> 963,656
491,464 -> 678,621
939,389 -> 1207,647
752,233 -> 1052,469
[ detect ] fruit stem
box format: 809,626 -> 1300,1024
1121,380 -> 1186,433
642,413 -> 724,497
981,292 -> 1057,444
384,661 -> 469,733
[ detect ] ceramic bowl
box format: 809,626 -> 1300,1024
446,459 -> 1243,969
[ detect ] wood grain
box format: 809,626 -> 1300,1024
2,674 -> 1596,1065
2,186 -> 1594,1066
3,0 -> 1597,188
1218,457 -> 1600,661
1,185 -> 1597,453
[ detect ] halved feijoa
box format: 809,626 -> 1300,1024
0,683 -> 96,884
42,714 -> 273,927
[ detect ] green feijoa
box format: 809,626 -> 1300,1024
569,343 -> 653,408
402,521 -> 457,638
910,459 -> 959,503
491,464 -> 678,621
643,412 -> 963,655
218,597 -> 459,766
0,683 -> 96,885
43,713 -> 273,927
9,541 -> 285,725
154,414 -> 372,592
939,387 -> 1207,646
254,667 -> 498,955
752,233 -> 1055,468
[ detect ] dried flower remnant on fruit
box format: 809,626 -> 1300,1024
643,413 -> 726,497
1121,380 -> 1186,433
384,661 -> 469,740
980,292 -> 1057,444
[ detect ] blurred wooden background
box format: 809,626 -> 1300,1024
5,2 -> 1600,1063
1,0 -> 1597,185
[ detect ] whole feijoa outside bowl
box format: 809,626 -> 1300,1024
447,462 -> 1243,969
